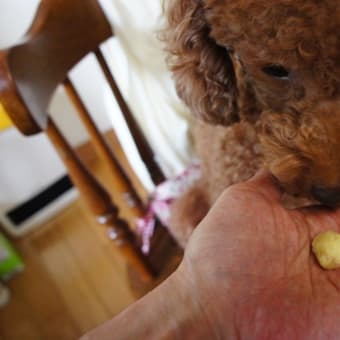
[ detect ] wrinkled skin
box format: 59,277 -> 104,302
179,171 -> 340,339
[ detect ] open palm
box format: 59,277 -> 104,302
181,171 -> 340,340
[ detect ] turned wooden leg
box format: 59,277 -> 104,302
46,119 -> 153,281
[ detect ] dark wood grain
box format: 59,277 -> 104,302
0,51 -> 40,134
2,0 -> 112,134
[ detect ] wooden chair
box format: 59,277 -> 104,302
0,0 -> 179,284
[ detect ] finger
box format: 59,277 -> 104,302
246,169 -> 284,202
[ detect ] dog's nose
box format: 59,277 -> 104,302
311,185 -> 340,207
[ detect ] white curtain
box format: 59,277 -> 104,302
98,0 -> 194,192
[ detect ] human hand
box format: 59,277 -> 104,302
177,170 -> 340,339
81,171 -> 340,340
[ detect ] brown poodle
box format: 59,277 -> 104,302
164,0 -> 340,247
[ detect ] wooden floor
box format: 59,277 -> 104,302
0,198 -> 138,339
0,132 -> 180,339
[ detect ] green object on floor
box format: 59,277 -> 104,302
0,233 -> 24,280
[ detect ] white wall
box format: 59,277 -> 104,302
0,0 -> 40,48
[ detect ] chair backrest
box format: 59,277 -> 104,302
0,0 -> 111,134
0,0 -> 172,282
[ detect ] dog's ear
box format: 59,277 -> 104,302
165,0 -> 239,125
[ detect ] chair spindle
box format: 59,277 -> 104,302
94,48 -> 166,185
46,119 -> 153,281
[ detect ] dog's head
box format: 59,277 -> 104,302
166,0 -> 340,205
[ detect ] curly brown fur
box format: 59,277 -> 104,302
164,0 -> 340,246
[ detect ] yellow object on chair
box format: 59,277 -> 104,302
0,102 -> 13,131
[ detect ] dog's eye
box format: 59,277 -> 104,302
262,64 -> 290,79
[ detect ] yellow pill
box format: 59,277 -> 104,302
312,231 -> 340,270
